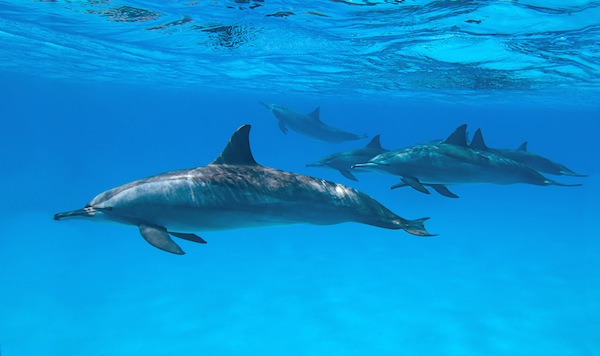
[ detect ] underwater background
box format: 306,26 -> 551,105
1,1 -> 599,355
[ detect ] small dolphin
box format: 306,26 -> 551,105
353,124 -> 581,198
470,129 -> 586,177
306,135 -> 388,181
55,125 -> 432,255
260,102 -> 368,143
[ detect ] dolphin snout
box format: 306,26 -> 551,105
259,102 -> 274,110
54,207 -> 100,220
352,162 -> 377,169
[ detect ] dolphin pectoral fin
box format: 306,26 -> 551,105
339,169 -> 358,181
430,184 -> 459,198
278,121 -> 288,134
139,224 -> 185,255
169,232 -> 207,244
402,176 -> 430,195
390,182 -> 408,190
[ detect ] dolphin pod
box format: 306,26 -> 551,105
55,105 -> 585,254
353,124 -> 584,198
55,125 -> 432,255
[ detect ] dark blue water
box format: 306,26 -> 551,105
1,1 -> 599,355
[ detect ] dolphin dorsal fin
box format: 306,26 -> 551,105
470,129 -> 489,150
366,135 -> 383,149
308,107 -> 321,121
517,141 -> 528,151
441,124 -> 468,146
210,125 -> 258,166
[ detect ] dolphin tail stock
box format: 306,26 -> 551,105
397,217 -> 435,237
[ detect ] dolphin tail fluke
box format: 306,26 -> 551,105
400,217 -> 435,237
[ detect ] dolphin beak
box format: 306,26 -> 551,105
54,207 -> 99,220
352,162 -> 377,169
306,163 -> 321,167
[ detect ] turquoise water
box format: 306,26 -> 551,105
1,1 -> 599,355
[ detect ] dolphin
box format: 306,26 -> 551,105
353,124 -> 581,198
260,102 -> 368,143
306,135 -> 388,181
54,125 -> 432,255
470,129 -> 586,177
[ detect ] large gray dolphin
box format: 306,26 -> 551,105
353,124 -> 581,198
54,125 -> 432,255
470,129 -> 586,177
260,102 -> 368,143
307,135 -> 388,181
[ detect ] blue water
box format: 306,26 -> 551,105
1,1 -> 599,355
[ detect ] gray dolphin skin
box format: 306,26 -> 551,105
54,125 -> 432,255
353,124 -> 581,198
306,135 -> 388,181
260,102 -> 368,143
470,129 -> 586,177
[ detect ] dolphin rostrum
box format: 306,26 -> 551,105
470,128 -> 586,177
307,135 -> 388,181
54,125 -> 432,254
353,124 -> 581,198
260,102 -> 368,143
